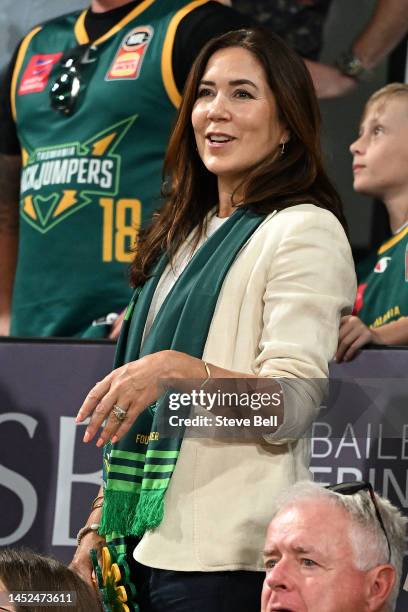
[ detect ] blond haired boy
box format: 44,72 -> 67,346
337,83 -> 408,361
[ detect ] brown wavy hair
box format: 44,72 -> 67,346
130,28 -> 346,286
0,547 -> 102,612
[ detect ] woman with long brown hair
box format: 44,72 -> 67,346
72,28 -> 356,611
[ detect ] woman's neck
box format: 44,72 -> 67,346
217,178 -> 242,218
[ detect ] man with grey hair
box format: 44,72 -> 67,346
261,480 -> 407,612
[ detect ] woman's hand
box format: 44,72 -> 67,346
336,315 -> 383,362
69,530 -> 105,587
76,350 -> 205,446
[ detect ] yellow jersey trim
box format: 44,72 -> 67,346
11,26 -> 42,122
74,0 -> 157,46
74,10 -> 88,44
162,0 -> 210,109
378,225 -> 408,255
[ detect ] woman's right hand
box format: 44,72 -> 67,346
69,529 -> 106,587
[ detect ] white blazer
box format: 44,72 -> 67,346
134,204 -> 357,571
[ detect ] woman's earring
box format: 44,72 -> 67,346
280,141 -> 285,156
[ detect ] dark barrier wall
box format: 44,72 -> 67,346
0,340 -> 407,608
0,340 -> 113,561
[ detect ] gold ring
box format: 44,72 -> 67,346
112,404 -> 127,422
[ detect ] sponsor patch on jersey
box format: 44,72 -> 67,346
18,53 -> 62,95
374,256 -> 391,273
106,25 -> 154,81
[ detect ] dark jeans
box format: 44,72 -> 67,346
131,560 -> 264,612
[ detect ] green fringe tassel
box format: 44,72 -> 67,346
99,489 -> 165,537
99,490 -> 140,536
131,489 -> 165,535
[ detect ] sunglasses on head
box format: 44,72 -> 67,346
326,480 -> 391,563
49,44 -> 98,116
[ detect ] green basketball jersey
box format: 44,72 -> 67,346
10,0 -> 209,338
354,226 -> 408,328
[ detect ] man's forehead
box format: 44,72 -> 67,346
271,499 -> 338,525
266,500 -> 350,552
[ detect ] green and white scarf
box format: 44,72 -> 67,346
100,207 -> 265,547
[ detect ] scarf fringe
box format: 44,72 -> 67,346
100,489 -> 165,537
131,489 -> 165,535
99,490 -> 140,536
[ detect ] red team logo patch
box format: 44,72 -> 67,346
106,25 -> 154,81
18,53 -> 62,95
373,256 -> 391,274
